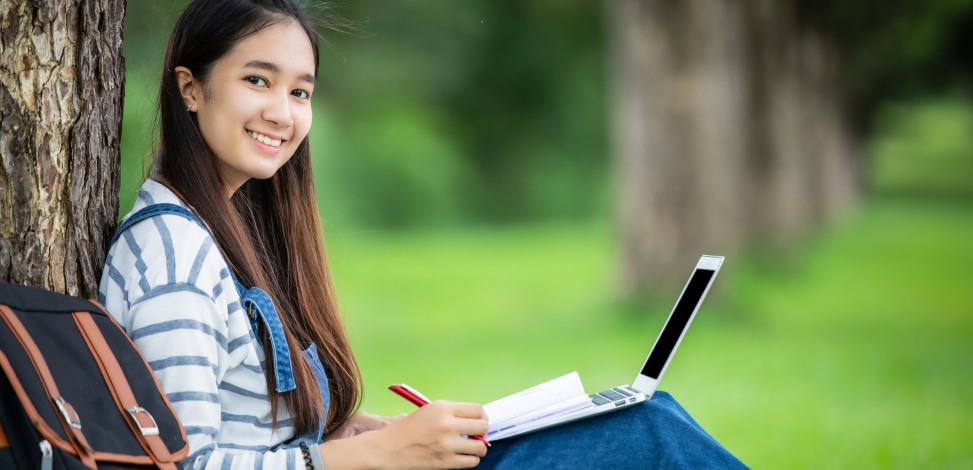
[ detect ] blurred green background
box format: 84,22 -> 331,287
121,1 -> 973,467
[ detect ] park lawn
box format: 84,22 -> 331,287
326,192 -> 973,468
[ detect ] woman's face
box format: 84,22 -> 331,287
182,21 -> 316,196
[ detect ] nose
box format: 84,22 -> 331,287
262,91 -> 293,128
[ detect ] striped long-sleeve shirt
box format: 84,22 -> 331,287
99,179 -> 317,469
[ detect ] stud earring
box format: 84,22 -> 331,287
187,104 -> 193,111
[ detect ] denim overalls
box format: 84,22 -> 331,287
109,203 -> 331,445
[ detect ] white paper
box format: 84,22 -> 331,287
491,394 -> 593,429
486,403 -> 597,441
483,371 -> 590,435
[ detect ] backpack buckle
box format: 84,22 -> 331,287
52,397 -> 82,429
126,406 -> 160,436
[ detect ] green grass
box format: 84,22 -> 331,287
326,97 -> 973,468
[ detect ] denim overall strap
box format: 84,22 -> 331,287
298,343 -> 331,443
109,202 -> 298,393
238,285 -> 296,392
109,203 -> 204,249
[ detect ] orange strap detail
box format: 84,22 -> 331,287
0,305 -> 97,469
74,312 -> 176,470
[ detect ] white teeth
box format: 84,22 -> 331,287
248,131 -> 282,148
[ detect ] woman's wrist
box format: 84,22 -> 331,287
319,430 -> 386,470
301,440 -> 325,470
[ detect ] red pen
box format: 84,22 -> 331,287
389,384 -> 491,447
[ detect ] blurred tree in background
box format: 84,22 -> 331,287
609,0 -> 973,294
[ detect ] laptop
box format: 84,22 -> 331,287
487,254 -> 724,441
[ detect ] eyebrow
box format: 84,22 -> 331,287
243,60 -> 316,85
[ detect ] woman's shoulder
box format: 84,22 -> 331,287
105,180 -> 233,300
116,180 -> 213,255
121,179 -> 197,224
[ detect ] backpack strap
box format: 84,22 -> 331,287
73,312 -> 178,470
0,305 -> 98,469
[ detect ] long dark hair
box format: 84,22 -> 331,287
156,0 -> 361,435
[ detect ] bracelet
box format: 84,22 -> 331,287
299,441 -> 314,470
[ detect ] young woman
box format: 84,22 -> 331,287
100,0 -> 746,468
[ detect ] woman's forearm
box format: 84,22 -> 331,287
319,431 -> 383,470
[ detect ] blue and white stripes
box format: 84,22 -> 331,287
99,180 -> 311,469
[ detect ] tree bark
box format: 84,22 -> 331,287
0,0 -> 124,297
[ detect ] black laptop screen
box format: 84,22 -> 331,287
640,268 -> 715,379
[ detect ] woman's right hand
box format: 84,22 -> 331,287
320,400 -> 490,469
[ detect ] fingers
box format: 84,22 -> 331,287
453,417 -> 489,438
423,401 -> 488,434
431,437 -> 486,469
355,412 -> 391,432
442,453 -> 482,469
326,412 -> 394,441
452,435 -> 488,457
448,401 -> 488,420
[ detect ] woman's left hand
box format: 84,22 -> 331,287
326,412 -> 392,440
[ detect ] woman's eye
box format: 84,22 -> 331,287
246,76 -> 267,87
292,89 -> 311,100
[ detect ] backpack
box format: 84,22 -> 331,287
0,283 -> 188,469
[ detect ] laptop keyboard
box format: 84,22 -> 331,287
589,386 -> 641,406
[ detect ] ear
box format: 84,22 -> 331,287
174,66 -> 201,112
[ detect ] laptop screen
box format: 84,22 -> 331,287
640,268 -> 715,379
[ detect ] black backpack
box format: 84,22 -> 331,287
0,283 -> 188,469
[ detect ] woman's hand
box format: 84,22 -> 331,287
372,401 -> 489,469
326,412 -> 392,440
320,401 -> 489,469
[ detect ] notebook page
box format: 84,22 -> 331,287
483,371 -> 588,429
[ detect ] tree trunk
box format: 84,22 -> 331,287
0,0 -> 124,297
609,0 -> 747,294
744,0 -> 860,248
608,0 -> 860,297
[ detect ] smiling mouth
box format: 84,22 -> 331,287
247,130 -> 284,148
